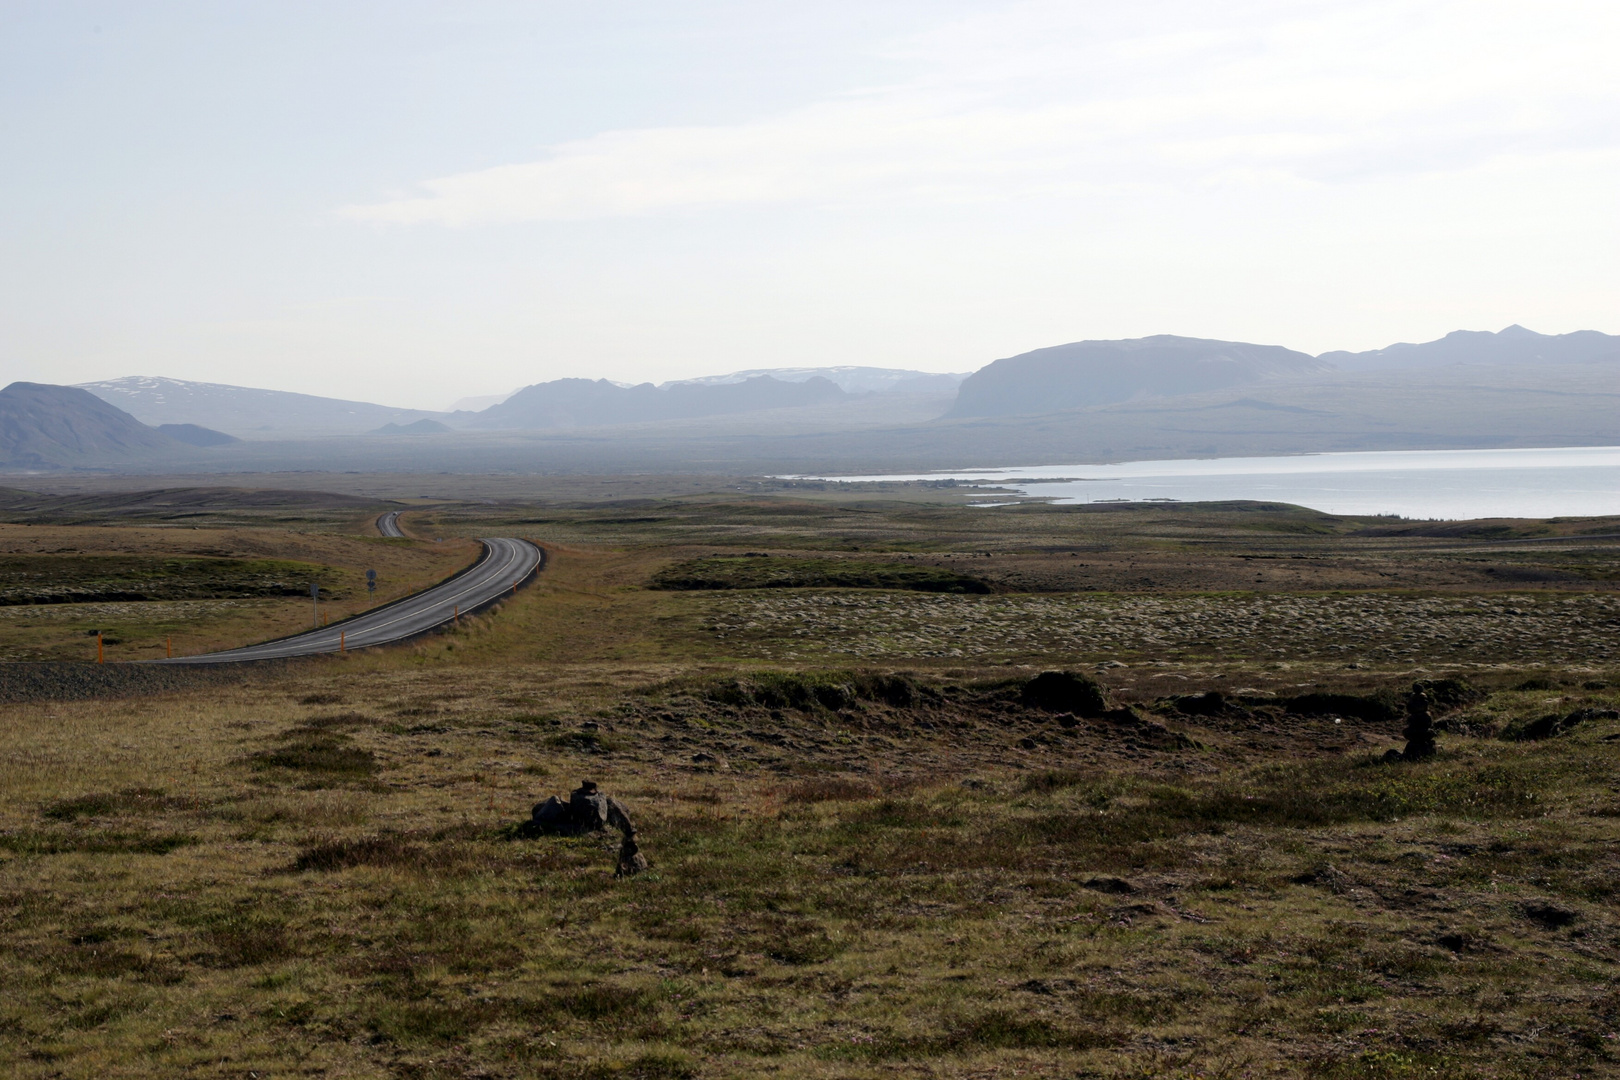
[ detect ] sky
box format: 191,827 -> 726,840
2,0 -> 1618,410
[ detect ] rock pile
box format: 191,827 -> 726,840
521,780 -> 648,877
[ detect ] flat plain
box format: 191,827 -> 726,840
2,479 -> 1619,1079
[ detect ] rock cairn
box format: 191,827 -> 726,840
526,780 -> 648,877
1402,685 -> 1437,760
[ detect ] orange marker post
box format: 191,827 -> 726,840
97,632 -> 104,664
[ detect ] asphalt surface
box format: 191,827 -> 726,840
377,510 -> 405,537
151,537 -> 543,665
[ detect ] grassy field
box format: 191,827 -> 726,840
0,520 -> 478,662
3,482 -> 1620,1078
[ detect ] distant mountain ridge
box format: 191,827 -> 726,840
471,374 -> 847,430
77,376 -> 450,438
950,335 -> 1329,418
1319,324 -> 1620,371
669,366 -> 965,395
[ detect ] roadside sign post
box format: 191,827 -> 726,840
311,582 -> 319,628
367,569 -> 377,601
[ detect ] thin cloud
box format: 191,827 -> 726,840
343,0 -> 1620,225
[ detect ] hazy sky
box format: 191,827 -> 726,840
3,1 -> 1618,409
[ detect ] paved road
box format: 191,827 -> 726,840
152,538 -> 543,665
377,510 -> 405,537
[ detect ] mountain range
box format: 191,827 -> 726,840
3,323 -> 1611,472
1320,325 -> 1620,371
470,375 -> 848,430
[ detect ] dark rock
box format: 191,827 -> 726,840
1381,748 -> 1404,763
1520,901 -> 1578,929
616,834 -> 648,878
1083,876 -> 1137,894
1167,691 -> 1228,717
1021,671 -> 1109,717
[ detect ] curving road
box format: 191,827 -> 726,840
152,538 -> 543,665
377,510 -> 406,537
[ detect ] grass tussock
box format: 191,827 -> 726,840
781,777 -> 880,802
250,730 -> 378,778
696,669 -> 927,712
42,786 -> 200,820
0,828 -> 197,855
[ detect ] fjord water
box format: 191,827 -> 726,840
832,446 -> 1620,519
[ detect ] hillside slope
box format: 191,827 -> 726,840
77,376 -> 451,438
472,374 -> 846,430
949,335 -> 1328,417
0,382 -> 186,469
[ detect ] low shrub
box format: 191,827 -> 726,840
782,777 -> 879,802
42,787 -> 199,820
252,733 -> 376,777
651,556 -> 991,594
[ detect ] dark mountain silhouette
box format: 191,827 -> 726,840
369,419 -> 452,436
472,374 -> 846,430
156,423 -> 238,447
0,382 -> 187,468
1318,324 -> 1620,371
949,335 -> 1328,418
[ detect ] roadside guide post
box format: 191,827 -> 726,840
311,582 -> 319,628
367,569 -> 377,602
